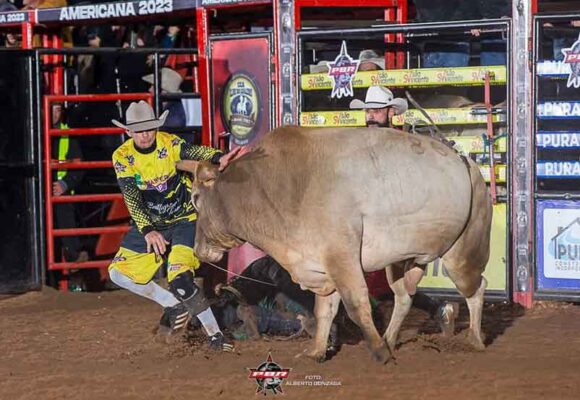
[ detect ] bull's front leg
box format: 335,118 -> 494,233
330,256 -> 390,364
384,262 -> 413,352
303,291 -> 341,363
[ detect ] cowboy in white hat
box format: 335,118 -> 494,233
358,49 -> 385,71
141,68 -> 187,133
142,67 -> 183,94
109,100 -> 241,351
349,85 -> 408,128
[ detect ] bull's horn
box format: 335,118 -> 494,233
176,160 -> 199,174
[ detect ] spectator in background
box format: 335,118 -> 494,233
159,26 -> 181,49
22,0 -> 66,9
414,0 -> 510,67
0,0 -> 17,12
142,67 -> 194,141
51,102 -> 88,263
117,24 -> 154,93
358,49 -> 385,71
2,33 -> 21,48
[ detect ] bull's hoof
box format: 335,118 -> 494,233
305,349 -> 328,363
370,344 -> 391,364
466,329 -> 486,351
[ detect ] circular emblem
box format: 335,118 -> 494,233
222,72 -> 260,146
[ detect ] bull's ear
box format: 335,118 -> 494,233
195,161 -> 219,187
176,160 -> 199,174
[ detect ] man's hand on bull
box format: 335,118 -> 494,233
144,230 -> 170,256
218,146 -> 249,172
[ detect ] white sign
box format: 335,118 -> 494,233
0,12 -> 26,24
542,208 -> 580,279
537,102 -> 580,118
537,161 -> 580,178
536,60 -> 572,76
58,0 -> 172,21
536,132 -> 580,148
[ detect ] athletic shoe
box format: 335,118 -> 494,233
208,332 -> 235,352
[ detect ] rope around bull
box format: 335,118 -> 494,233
204,260 -> 277,287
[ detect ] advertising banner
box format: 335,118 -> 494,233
299,108 -> 504,127
300,66 -> 507,91
0,11 -> 28,26
210,35 -> 271,149
536,200 -> 580,291
37,0 -> 192,22
418,203 -> 507,293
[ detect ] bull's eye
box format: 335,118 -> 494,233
192,194 -> 200,211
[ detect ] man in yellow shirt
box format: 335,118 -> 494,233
109,101 -> 238,351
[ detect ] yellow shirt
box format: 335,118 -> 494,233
112,131 -> 220,233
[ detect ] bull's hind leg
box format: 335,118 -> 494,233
384,262 -> 412,352
328,253 -> 390,364
304,291 -> 341,362
441,185 -> 492,350
465,276 -> 487,350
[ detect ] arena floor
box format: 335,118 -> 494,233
1,289 -> 579,400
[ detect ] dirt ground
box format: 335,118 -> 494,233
1,289 -> 580,400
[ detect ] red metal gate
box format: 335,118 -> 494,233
43,93 -> 153,290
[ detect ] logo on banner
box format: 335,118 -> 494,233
223,72 -> 260,146
562,34 -> 580,88
247,353 -> 290,395
327,41 -> 359,99
549,218 -> 580,262
541,206 -> 580,281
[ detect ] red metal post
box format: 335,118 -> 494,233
49,127 -> 124,136
384,8 -> 396,69
53,226 -> 130,237
196,8 -> 212,147
395,0 -> 407,68
43,96 -> 55,274
21,22 -> 33,50
44,93 -> 153,290
51,194 -> 124,203
50,160 -> 113,170
52,34 -> 63,96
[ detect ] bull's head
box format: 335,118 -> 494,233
176,160 -> 241,263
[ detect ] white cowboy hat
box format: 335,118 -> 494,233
349,85 -> 408,115
112,101 -> 169,132
308,60 -> 330,74
142,67 -> 183,93
358,49 -> 385,70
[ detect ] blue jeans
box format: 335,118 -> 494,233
480,39 -> 507,66
423,42 -> 470,68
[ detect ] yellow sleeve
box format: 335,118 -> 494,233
112,149 -> 154,234
164,132 -> 222,163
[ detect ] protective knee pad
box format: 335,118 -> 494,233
169,271 -> 209,316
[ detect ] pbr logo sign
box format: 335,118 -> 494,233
327,41 -> 359,99
562,34 -> 580,88
248,353 -> 290,395
222,72 -> 260,146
